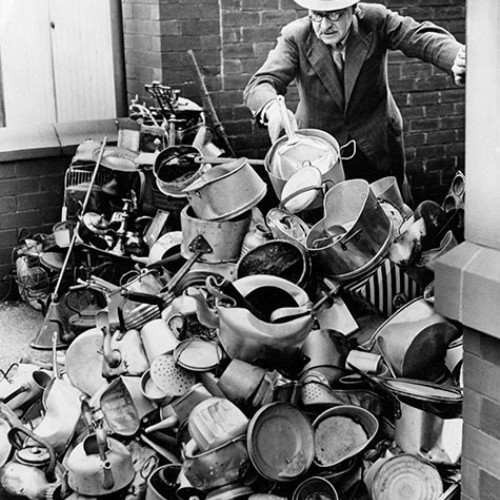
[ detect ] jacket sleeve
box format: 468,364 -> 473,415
374,4 -> 464,74
243,24 -> 300,118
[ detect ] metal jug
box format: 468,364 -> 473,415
188,275 -> 313,371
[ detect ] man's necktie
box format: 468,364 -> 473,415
332,49 -> 344,87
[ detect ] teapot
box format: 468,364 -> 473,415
0,426 -> 65,500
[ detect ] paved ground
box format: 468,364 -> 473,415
0,300 -> 51,369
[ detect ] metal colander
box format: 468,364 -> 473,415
149,353 -> 196,397
301,381 -> 338,407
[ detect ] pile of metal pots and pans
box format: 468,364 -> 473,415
2,136 -> 465,500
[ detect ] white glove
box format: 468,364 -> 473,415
452,46 -> 466,86
262,99 -> 298,143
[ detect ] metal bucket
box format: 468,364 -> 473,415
305,179 -> 392,282
265,129 -> 346,209
380,377 -> 463,465
182,157 -> 267,221
180,205 -> 252,263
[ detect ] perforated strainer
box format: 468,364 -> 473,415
149,353 -> 196,397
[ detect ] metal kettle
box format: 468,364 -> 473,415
66,426 -> 135,496
0,425 -> 64,500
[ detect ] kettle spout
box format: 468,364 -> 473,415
102,461 -> 115,490
185,287 -> 219,328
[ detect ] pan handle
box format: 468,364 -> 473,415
339,139 -> 357,161
276,95 -> 299,143
340,228 -> 363,251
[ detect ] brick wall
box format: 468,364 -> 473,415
0,155 -> 67,297
122,0 -> 465,205
461,327 -> 500,500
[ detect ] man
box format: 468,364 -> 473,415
244,0 -> 466,201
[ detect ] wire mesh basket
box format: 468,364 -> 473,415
62,163 -> 115,220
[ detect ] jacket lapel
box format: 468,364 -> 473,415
344,16 -> 372,109
305,31 -> 345,111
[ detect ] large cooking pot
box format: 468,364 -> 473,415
381,377 -> 463,465
182,157 -> 267,221
305,179 -> 393,282
180,205 -> 251,263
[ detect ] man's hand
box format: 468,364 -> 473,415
452,46 -> 466,86
263,99 -> 298,143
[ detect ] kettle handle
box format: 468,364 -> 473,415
7,425 -> 57,482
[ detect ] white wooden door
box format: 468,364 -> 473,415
0,0 -> 117,127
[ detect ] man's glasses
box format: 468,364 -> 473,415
308,10 -> 346,23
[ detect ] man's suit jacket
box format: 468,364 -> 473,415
243,3 -> 463,183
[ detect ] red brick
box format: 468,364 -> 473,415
441,88 -> 466,102
0,196 -> 16,213
223,12 -> 260,28
161,35 -> 199,51
224,59 -> 243,73
159,20 -> 182,36
201,35 -> 221,51
0,164 -> 16,179
18,192 -> 61,211
425,129 -> 456,144
440,115 -> 465,129
0,211 -> 43,231
408,91 -> 441,105
242,26 -> 283,43
0,230 -> 18,249
223,27 -> 242,44
180,19 -> 220,36
0,178 -> 40,197
409,117 -> 440,132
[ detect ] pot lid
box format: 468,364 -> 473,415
93,146 -> 139,172
174,338 -> 223,372
280,166 -> 322,213
247,402 -> 314,482
16,446 -> 51,466
381,377 -> 463,405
